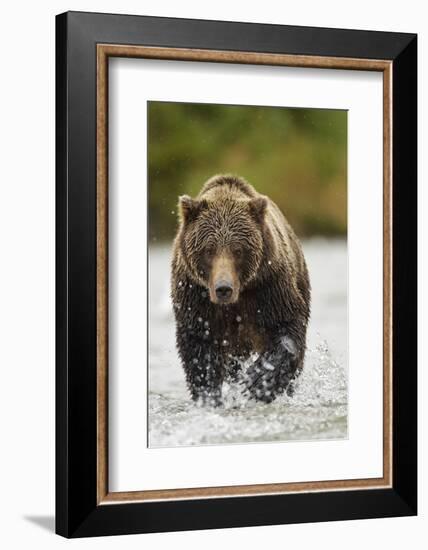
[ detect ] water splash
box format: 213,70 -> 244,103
148,338 -> 348,448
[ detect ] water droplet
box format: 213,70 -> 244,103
236,315 -> 242,323
263,361 -> 275,371
197,317 -> 203,323
204,321 -> 209,328
222,340 -> 229,346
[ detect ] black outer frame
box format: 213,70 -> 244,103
56,11 -> 417,538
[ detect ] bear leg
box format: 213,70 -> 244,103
177,333 -> 224,406
243,334 -> 303,404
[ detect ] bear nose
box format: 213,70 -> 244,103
215,281 -> 233,301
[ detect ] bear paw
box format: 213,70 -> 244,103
242,358 -> 281,404
192,388 -> 223,408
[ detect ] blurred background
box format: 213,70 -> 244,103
148,101 -> 347,242
148,101 -> 348,447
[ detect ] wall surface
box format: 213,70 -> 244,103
0,1 -> 424,548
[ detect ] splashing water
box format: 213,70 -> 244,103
149,340 -> 347,447
148,239 -> 348,448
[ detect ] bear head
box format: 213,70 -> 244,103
177,193 -> 268,305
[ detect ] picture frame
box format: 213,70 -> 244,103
56,11 -> 417,538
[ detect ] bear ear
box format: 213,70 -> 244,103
178,195 -> 207,224
249,196 -> 267,223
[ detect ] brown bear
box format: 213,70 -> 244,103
171,174 -> 310,405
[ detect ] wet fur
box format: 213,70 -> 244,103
171,175 -> 311,405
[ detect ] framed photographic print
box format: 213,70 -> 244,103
56,11 -> 417,538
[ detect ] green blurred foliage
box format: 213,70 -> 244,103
148,101 -> 347,242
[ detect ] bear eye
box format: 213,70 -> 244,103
232,245 -> 243,258
205,246 -> 215,258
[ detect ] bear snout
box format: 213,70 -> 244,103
209,252 -> 240,304
215,280 -> 234,302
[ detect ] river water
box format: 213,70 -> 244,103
148,239 -> 348,447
